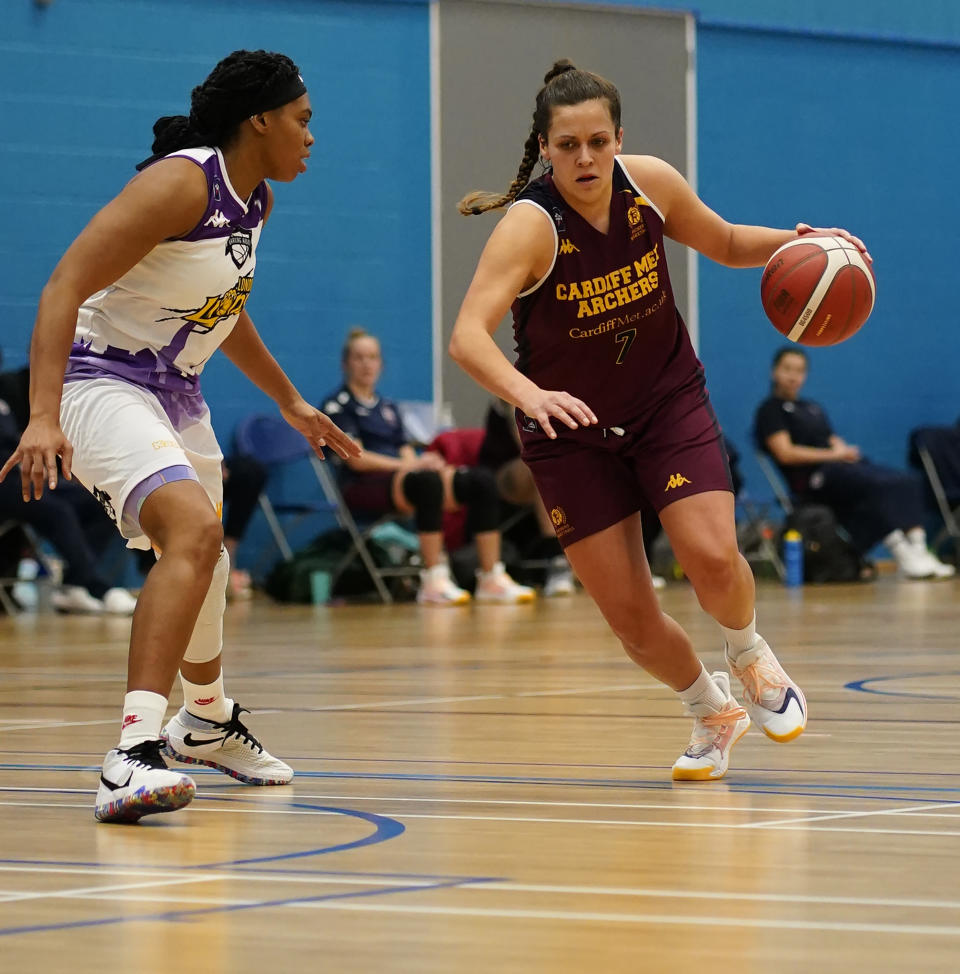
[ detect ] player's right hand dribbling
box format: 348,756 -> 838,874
519,389 -> 597,440
0,416 -> 74,501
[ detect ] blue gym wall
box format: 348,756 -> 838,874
1,0 -> 431,431
2,0 -> 958,571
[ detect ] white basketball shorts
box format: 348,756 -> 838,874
60,378 -> 223,550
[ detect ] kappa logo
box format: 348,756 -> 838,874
664,473 -> 692,491
204,209 -> 231,229
225,227 -> 253,268
558,238 -> 580,255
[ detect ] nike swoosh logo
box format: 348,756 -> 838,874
100,770 -> 133,792
183,733 -> 225,747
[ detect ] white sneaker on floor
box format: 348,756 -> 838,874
102,587 -> 138,615
95,739 -> 195,823
475,561 -> 536,604
162,701 -> 293,785
916,549 -> 956,579
51,585 -> 104,614
672,671 -> 751,781
726,636 -> 807,743
544,556 -> 575,597
417,563 -> 471,606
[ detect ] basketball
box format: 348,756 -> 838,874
760,234 -> 875,346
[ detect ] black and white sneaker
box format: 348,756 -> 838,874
161,701 -> 293,785
95,739 -> 196,824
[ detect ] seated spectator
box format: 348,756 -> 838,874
221,454 -> 267,599
0,395 -> 137,613
321,328 -> 535,605
754,347 -> 954,580
477,398 -> 667,593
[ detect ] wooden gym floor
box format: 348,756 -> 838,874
0,577 -> 957,973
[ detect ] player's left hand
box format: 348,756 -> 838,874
796,223 -> 872,263
280,399 -> 362,461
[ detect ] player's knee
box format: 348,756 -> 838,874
173,513 -> 224,572
685,545 -> 742,593
401,470 -> 444,532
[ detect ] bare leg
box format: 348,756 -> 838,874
564,512 -> 701,691
133,481 -> 224,694
659,491 -> 754,629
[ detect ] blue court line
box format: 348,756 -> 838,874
845,672 -> 960,701
4,770 -> 960,799
4,755 -> 960,778
0,876 -> 495,939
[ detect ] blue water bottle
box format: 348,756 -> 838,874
783,529 -> 804,587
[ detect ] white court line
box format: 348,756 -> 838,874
0,873 -> 217,905
4,866 -> 960,914
10,787 -> 960,820
3,799 -> 960,837
0,719 -> 117,734
744,801 -> 960,828
293,900 -> 960,936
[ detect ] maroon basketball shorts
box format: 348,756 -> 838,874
520,388 -> 733,549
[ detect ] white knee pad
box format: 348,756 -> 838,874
182,546 -> 228,664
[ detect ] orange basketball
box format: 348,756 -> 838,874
760,234 -> 876,346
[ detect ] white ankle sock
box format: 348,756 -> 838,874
721,613 -> 757,660
884,529 -> 908,552
907,527 -> 927,550
119,690 -> 168,748
180,671 -> 230,723
678,665 -> 728,713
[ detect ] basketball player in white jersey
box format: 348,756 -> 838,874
0,50 -> 360,823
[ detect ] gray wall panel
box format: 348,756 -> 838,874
437,0 -> 691,424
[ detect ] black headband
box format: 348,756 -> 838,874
248,73 -> 307,116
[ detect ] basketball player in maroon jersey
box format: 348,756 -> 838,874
450,60 -> 870,780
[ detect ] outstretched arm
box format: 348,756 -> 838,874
621,155 -> 870,268
220,310 -> 360,461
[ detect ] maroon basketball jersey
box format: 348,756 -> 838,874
511,157 -> 703,431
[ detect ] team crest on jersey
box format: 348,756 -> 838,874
161,274 -> 253,333
623,194 -> 646,241
225,228 -> 253,268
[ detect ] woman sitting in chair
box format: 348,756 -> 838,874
321,329 -> 535,605
754,347 -> 954,580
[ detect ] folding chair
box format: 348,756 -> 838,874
908,425 -> 960,561
754,451 -> 795,516
233,414 -> 413,604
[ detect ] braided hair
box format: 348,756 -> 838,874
136,50 -> 305,170
458,59 -> 622,216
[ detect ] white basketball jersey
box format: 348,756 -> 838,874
68,147 -> 267,394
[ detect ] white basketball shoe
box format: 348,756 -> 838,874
726,636 -> 807,743
162,701 -> 293,785
95,739 -> 195,823
672,671 -> 751,781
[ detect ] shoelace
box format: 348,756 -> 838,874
731,655 -> 786,703
209,703 -> 264,754
689,704 -> 748,746
119,738 -> 168,769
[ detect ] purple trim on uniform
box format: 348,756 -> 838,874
162,151 -> 267,243
121,464 -> 199,535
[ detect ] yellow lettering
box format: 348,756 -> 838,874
577,300 -> 592,319
569,282 -> 583,301
556,283 -> 567,301
581,280 -> 595,298
591,296 -> 606,316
